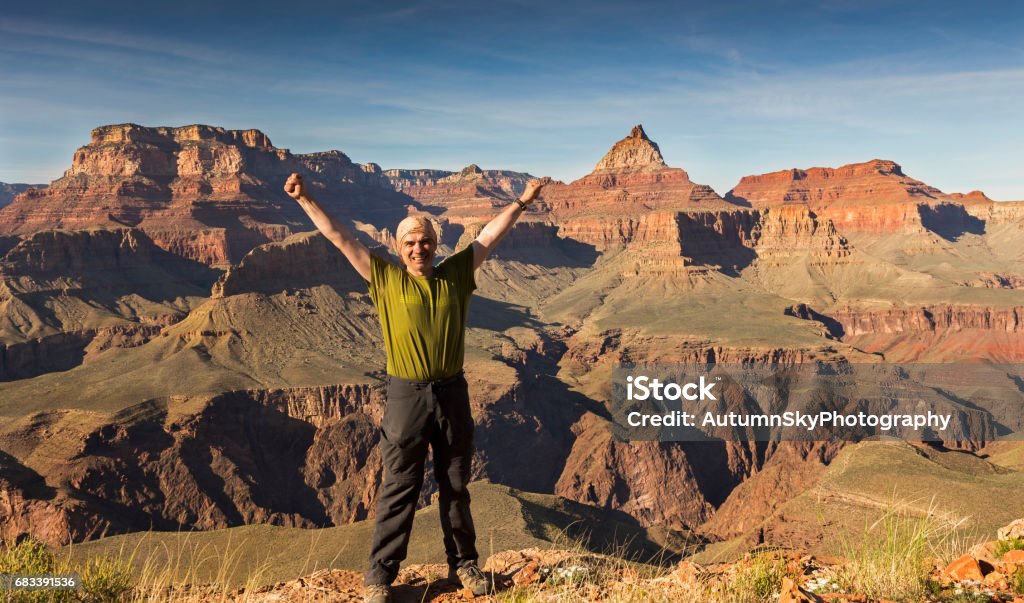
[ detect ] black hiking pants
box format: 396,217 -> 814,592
364,370 -> 478,586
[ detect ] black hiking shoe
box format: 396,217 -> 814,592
363,583 -> 392,603
449,563 -> 490,596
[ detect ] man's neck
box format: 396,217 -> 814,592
406,265 -> 434,278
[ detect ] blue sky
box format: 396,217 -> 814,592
2,0 -> 1022,199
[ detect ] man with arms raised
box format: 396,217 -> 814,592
284,173 -> 545,603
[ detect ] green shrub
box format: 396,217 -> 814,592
720,553 -> 788,603
1,536 -> 135,603
0,537 -> 75,603
0,537 -> 58,575
832,499 -> 955,601
79,555 -> 134,602
994,537 -> 1024,558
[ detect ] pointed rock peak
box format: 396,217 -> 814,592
592,124 -> 668,174
628,124 -> 650,141
441,164 -> 486,183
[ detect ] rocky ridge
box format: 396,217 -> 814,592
383,165 -> 533,217
0,182 -> 46,209
0,124 -> 411,266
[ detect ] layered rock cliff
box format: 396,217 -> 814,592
383,164 -> 533,217
0,124 -> 413,266
0,228 -> 212,380
726,160 -> 944,207
726,160 -> 959,235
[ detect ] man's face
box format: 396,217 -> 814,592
400,232 -> 435,272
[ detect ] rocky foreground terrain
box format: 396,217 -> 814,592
56,512 -> 1024,602
0,123 -> 1022,587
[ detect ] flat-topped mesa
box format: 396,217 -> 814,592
59,124 -> 387,187
62,124 -> 289,182
90,123 -> 274,149
0,123 -> 412,266
590,125 -> 668,174
726,159 -> 945,207
725,159 -> 966,236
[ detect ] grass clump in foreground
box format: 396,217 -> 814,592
119,531 -> 277,602
717,551 -> 790,603
2,532 -> 274,603
1011,566 -> 1024,595
831,495 -> 968,602
0,536 -> 133,602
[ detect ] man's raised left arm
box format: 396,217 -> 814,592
471,179 -> 545,269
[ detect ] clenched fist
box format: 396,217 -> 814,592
284,173 -> 307,200
519,178 -> 548,204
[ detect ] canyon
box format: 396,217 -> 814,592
0,123 -> 1022,564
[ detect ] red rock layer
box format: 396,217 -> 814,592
749,205 -> 852,264
834,305 -> 1024,337
832,305 -> 1024,361
726,159 -> 961,235
0,124 -> 409,266
384,164 -> 533,217
554,413 -> 717,529
727,159 -> 944,207
0,183 -> 45,210
965,199 -> 1024,224
551,205 -> 848,275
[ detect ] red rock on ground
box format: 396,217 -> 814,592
944,554 -> 985,582
1001,548 -> 1024,574
511,561 -> 541,586
984,570 -> 1009,590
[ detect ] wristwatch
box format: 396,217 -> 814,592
514,199 -> 529,210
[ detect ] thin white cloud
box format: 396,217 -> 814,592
0,17 -> 242,65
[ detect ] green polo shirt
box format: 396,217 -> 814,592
366,246 -> 476,381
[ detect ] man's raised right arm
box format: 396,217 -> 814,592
284,172 -> 372,281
